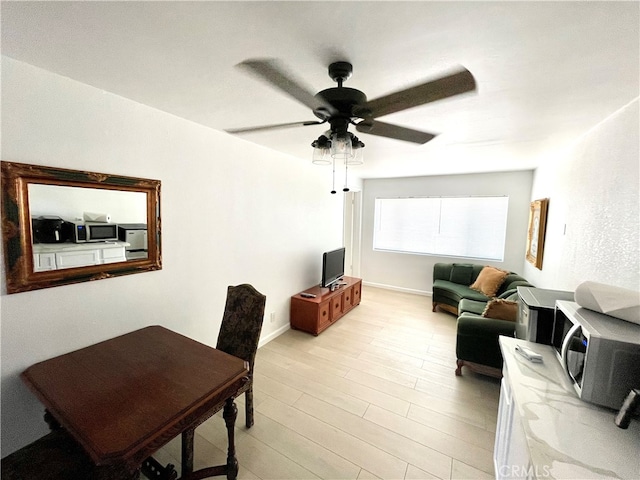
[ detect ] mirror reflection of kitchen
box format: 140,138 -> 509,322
29,184 -> 148,272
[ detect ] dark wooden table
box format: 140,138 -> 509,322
21,325 -> 249,480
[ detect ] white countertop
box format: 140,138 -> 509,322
499,336 -> 640,480
33,241 -> 129,253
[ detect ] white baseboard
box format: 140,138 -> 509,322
258,323 -> 290,348
362,281 -> 432,297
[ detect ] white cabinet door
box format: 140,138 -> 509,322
101,246 -> 126,264
56,250 -> 101,269
505,412 -> 532,479
33,253 -> 57,272
495,377 -> 514,479
494,366 -> 534,479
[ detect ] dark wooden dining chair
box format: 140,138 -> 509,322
216,284 -> 266,428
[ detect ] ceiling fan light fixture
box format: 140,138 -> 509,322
346,134 -> 365,165
312,147 -> 331,165
311,135 -> 332,165
330,131 -> 352,161
347,147 -> 364,166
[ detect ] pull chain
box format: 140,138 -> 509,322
331,157 -> 337,194
343,161 -> 350,192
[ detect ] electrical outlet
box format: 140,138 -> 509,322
270,312 -> 276,323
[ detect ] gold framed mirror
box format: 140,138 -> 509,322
1,161 -> 161,294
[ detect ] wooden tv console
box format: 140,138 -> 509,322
290,276 -> 362,335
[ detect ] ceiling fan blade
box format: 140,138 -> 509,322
225,120 -> 323,134
356,120 -> 436,144
360,68 -> 476,119
237,59 -> 337,116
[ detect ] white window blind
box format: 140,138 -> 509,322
373,196 -> 509,261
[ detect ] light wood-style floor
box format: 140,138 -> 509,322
148,286 -> 501,480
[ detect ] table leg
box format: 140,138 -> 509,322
177,399 -> 239,480
181,428 -> 195,477
223,399 -> 238,480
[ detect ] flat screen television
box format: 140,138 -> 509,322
321,247 -> 346,288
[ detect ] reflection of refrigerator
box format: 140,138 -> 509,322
117,224 -> 148,260
516,286 -> 574,345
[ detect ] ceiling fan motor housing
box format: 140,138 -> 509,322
313,87 -> 367,124
313,61 -> 369,130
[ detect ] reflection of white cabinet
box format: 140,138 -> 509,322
33,242 -> 128,272
102,246 -> 128,264
33,253 -> 57,272
55,249 -> 102,269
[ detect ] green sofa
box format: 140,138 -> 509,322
430,263 -> 534,378
455,291 -> 520,377
432,262 -> 532,315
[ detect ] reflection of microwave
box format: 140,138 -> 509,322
552,300 -> 640,410
66,221 -> 119,243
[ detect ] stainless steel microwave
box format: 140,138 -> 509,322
66,221 -> 119,243
552,300 -> 640,410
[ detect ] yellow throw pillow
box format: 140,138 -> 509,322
470,266 -> 509,297
482,298 -> 518,322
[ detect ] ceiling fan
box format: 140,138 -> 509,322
226,59 -> 477,146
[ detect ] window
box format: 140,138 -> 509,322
373,196 -> 509,261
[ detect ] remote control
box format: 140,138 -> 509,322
300,293 -> 316,298
515,344 -> 543,363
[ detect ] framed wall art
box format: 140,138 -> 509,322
526,198 -> 549,269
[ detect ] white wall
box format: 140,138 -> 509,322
359,99 -> 640,296
361,171 -> 534,294
524,99 -> 640,291
0,57 -> 345,455
29,184 -> 147,224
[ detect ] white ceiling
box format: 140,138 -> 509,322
2,1 -> 638,179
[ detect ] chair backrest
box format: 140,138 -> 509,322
216,284 -> 266,373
